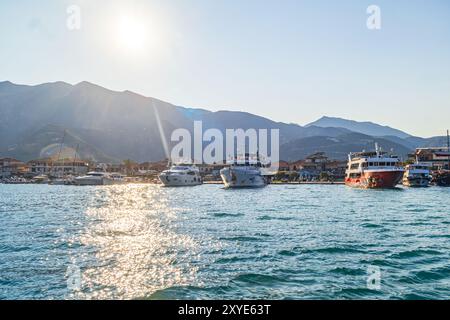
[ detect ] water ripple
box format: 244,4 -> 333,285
0,184 -> 449,299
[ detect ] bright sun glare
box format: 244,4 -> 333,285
116,15 -> 148,53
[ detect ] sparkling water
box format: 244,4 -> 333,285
0,184 -> 449,299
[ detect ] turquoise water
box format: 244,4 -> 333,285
0,184 -> 449,300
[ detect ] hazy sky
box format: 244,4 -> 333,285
1,0 -> 449,137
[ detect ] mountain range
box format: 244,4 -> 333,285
0,81 -> 447,163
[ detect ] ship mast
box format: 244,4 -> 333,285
51,129 -> 66,177
58,130 -> 66,177
447,129 -> 450,170
72,143 -> 79,174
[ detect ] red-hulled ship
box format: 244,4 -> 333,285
345,144 -> 404,189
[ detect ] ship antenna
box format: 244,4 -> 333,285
375,142 -> 379,157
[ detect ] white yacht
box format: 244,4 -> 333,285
74,171 -> 125,186
403,163 -> 432,187
220,154 -> 268,188
50,176 -> 75,185
159,164 -> 202,187
32,175 -> 50,184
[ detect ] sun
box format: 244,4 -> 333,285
107,5 -> 169,60
116,14 -> 148,53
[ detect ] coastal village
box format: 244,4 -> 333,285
1,147 -> 449,185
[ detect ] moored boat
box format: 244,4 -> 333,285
32,175 -> 50,184
345,144 -> 404,189
159,164 -> 202,187
74,171 -> 125,186
1,177 -> 31,184
220,153 -> 268,188
50,175 -> 76,185
403,163 -> 432,187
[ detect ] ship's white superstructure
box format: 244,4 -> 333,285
403,163 -> 431,187
220,154 -> 268,188
159,164 -> 202,187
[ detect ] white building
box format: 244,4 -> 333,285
28,158 -> 89,176
0,158 -> 28,178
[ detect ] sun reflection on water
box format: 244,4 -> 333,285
71,185 -> 199,300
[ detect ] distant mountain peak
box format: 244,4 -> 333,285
74,80 -> 103,89
306,116 -> 411,139
73,81 -> 159,102
317,116 -> 376,125
75,80 -> 93,86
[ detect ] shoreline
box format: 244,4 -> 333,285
203,181 -> 345,185
0,181 -> 345,186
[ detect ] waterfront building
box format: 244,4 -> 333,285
324,160 -> 348,180
0,158 -> 29,178
28,158 -> 89,176
28,159 -> 52,175
303,152 -> 329,171
289,160 -> 304,171
273,160 -> 290,172
415,148 -> 450,169
285,153 -> 347,181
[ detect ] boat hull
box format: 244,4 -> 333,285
50,180 -> 66,185
74,177 -> 104,186
50,179 -> 74,185
73,171 -> 126,186
345,170 -> 403,189
159,174 -> 202,187
402,177 -> 430,187
220,167 -> 267,188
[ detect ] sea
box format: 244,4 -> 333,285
0,184 -> 449,300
